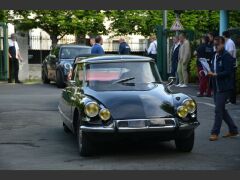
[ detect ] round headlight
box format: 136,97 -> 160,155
183,99 -> 196,113
99,108 -> 111,121
84,102 -> 99,117
64,63 -> 72,70
177,106 -> 188,118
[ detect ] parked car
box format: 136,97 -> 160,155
41,44 -> 91,88
58,55 -> 199,156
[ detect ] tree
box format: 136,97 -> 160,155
13,10 -> 106,46
0,10 -> 9,23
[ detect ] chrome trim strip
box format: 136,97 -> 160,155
80,125 -> 115,133
58,105 -> 72,123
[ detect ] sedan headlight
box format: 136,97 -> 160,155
84,102 -> 99,117
183,99 -> 196,113
177,106 -> 189,118
99,108 -> 111,121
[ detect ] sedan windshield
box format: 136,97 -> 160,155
83,61 -> 162,91
60,47 -> 91,59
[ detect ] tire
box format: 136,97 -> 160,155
42,68 -> 50,84
56,70 -> 65,88
175,131 -> 195,152
76,120 -> 94,156
63,122 -> 71,134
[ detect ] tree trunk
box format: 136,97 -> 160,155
75,34 -> 86,45
50,34 -> 58,48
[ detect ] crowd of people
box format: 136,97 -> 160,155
169,31 -> 238,141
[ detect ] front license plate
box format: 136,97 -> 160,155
128,121 -> 146,128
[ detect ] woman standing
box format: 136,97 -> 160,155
195,35 -> 214,97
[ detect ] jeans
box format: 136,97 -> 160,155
211,91 -> 238,135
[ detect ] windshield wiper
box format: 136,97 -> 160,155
112,77 -> 135,84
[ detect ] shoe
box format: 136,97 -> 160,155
180,84 -> 188,88
209,134 -> 219,141
205,94 -> 212,97
175,84 -> 182,87
197,94 -> 204,97
15,80 -> 23,84
222,132 -> 239,138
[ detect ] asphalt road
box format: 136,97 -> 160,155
0,82 -> 240,170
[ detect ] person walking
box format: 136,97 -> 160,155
170,36 -> 180,77
208,36 -> 238,141
118,38 -> 131,55
195,35 -> 214,97
8,33 -> 23,83
177,33 -> 191,87
91,35 -> 105,55
223,30 -> 237,104
147,35 -> 157,61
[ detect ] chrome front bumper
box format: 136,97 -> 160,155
80,118 -> 199,133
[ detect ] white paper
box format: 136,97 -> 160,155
199,58 -> 211,75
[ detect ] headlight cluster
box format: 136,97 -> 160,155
177,99 -> 196,118
84,102 -> 111,121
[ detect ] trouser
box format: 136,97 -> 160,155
9,58 -> 19,82
149,54 -> 157,62
229,67 -> 237,104
211,91 -> 238,135
197,67 -> 211,96
177,60 -> 189,84
171,61 -> 178,77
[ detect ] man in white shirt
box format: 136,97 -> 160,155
8,33 -> 23,83
223,30 -> 237,104
147,35 -> 157,61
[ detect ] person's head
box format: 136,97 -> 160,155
119,37 -> 125,43
207,32 -> 214,42
11,33 -> 16,41
149,35 -> 156,42
214,36 -> 225,53
90,37 -> 95,46
179,33 -> 186,43
95,35 -> 103,45
201,35 -> 210,44
172,35 -> 179,44
222,30 -> 230,41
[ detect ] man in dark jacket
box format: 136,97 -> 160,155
118,38 -> 131,55
170,36 -> 180,77
208,36 -> 238,141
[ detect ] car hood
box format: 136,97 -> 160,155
84,84 -> 175,120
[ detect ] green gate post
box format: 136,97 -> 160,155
0,22 -> 8,81
156,25 -> 168,81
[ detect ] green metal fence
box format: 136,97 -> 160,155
0,22 -> 8,81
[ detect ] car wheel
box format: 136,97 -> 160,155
56,70 -> 65,88
42,69 -> 50,84
63,122 -> 71,134
77,123 -> 94,156
175,131 -> 195,152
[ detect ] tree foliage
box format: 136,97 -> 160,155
12,10 -> 106,45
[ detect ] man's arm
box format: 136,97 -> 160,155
15,42 -> 23,61
147,43 -> 153,54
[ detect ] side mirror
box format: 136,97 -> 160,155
166,77 -> 176,86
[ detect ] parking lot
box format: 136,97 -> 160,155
0,82 -> 240,170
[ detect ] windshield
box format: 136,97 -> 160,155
81,61 -> 162,91
60,47 -> 91,59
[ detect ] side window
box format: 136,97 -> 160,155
74,63 -> 84,87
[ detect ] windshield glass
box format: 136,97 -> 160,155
60,47 -> 91,59
81,61 -> 162,91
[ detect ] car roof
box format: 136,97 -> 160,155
55,44 -> 91,49
76,55 -> 154,64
